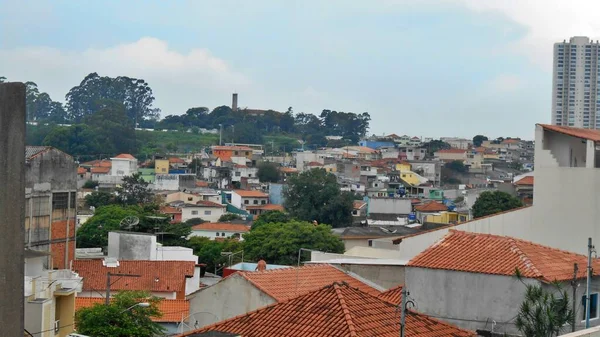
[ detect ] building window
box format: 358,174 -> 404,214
235,172 -> 241,176
70,192 -> 76,208
261,200 -> 266,205
582,293 -> 599,320
191,210 -> 198,215
244,200 -> 249,205
204,210 -> 211,215
188,197 -> 193,201
216,232 -> 219,236
234,151 -> 239,155
368,240 -> 373,247
253,200 -> 258,205
222,232 -> 225,236
52,192 -> 69,210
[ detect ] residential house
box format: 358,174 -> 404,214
182,282 -> 474,337
25,146 -> 77,269
189,222 -> 250,241
169,157 -> 188,170
245,203 -> 284,218
76,297 -> 190,335
180,201 -> 226,222
90,166 -> 111,181
231,189 -> 269,209
211,145 -> 253,163
435,148 -> 467,162
153,174 -> 196,191
73,259 -> 197,300
414,201 -> 448,223
514,175 -> 534,205
185,264 -> 384,328
440,137 -> 472,149
155,158 -> 170,174
464,149 -> 483,169
406,230 -> 600,334
24,250 -> 83,337
341,146 -> 380,161
398,146 -> 427,161
231,164 -> 258,183
279,166 -> 298,181
161,206 -> 183,223
106,231 -> 200,265
424,211 -> 468,224
352,200 -> 367,219
165,190 -> 222,205
110,153 -> 138,176
408,161 -> 441,186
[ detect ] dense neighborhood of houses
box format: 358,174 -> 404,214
19,121 -> 600,337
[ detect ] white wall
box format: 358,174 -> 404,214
189,229 -> 246,241
231,193 -> 242,209
369,198 -> 412,215
181,206 -> 224,222
111,158 -> 137,176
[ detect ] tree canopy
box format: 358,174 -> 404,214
423,140 -> 451,156
471,191 -> 523,218
74,290 -> 164,337
472,134 -> 488,147
243,221 -> 344,265
186,237 -> 244,272
251,210 -> 291,230
284,168 -> 353,227
115,173 -> 154,206
444,160 -> 468,173
257,162 -> 280,183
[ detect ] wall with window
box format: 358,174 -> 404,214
181,206 -> 225,222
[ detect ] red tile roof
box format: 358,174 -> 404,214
279,167 -> 298,173
233,189 -> 268,198
502,139 -> 520,144
414,201 -> 448,212
306,161 -> 323,167
91,166 -> 110,174
195,180 -> 209,187
515,176 -> 534,186
212,145 -> 253,151
75,297 -> 190,323
378,284 -> 403,305
245,204 -> 284,211
72,260 -> 195,295
114,153 -> 136,159
191,222 -> 250,232
195,200 -> 225,208
239,264 -> 381,302
77,167 -> 87,174
182,282 -> 474,337
408,230 -> 600,282
160,206 -> 181,214
539,124 -> 600,142
353,201 -> 367,210
436,149 -> 467,154
169,157 -> 186,164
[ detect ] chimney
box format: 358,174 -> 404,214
232,93 -> 238,112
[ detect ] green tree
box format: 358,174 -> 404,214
42,124 -> 102,156
472,191 -> 523,218
444,160 -> 467,173
257,162 -> 280,183
218,213 -> 242,222
515,275 -> 573,337
85,191 -> 115,208
284,168 -> 353,227
186,237 -> 244,271
243,221 -> 344,265
251,210 -> 291,230
82,180 -> 99,189
472,134 -> 489,147
83,100 -> 136,154
423,140 -> 451,156
75,290 -> 164,337
184,217 -> 206,226
77,205 -> 142,248
115,173 -> 153,206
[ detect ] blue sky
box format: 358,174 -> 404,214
1,0 -> 596,139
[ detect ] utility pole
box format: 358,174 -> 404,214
572,263 -> 578,332
400,287 -> 408,337
106,273 -> 142,305
586,237 -> 596,328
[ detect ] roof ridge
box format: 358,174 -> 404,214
506,236 -> 543,279
333,283 -> 359,337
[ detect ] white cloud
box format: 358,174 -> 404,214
0,37 -> 250,114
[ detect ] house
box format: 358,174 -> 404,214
90,165 -> 111,181
160,206 -> 182,223
414,201 -> 448,223
110,153 -> 138,176
406,230 -> 600,334
182,282 -> 474,337
165,191 -> 203,204
189,222 -> 250,241
211,145 -> 253,162
73,259 -> 197,300
180,201 -> 226,222
25,146 -> 77,269
279,166 -> 298,180
231,189 -> 269,209
434,148 -> 467,162
75,297 -> 189,335
186,264 -> 384,328
231,164 -> 258,183
341,146 -> 380,160
77,166 -> 89,181
514,175 -> 534,205
169,157 -> 188,170
245,203 -> 284,218
24,249 -> 83,337
352,200 -> 367,219
440,137 -> 472,149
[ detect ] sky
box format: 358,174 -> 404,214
2,0 -> 600,139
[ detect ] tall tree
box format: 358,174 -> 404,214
83,100 -> 136,154
423,140 -> 451,156
115,173 -> 154,206
257,162 -> 280,183
472,135 -> 489,147
42,124 -> 102,156
284,168 -> 353,227
251,211 -> 291,230
472,191 -> 523,218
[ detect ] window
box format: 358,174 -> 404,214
204,210 -> 211,215
216,232 -> 219,236
234,151 -> 239,155
368,240 -> 373,247
222,232 -> 225,236
235,172 -> 241,176
261,200 -> 266,205
582,293 -> 599,320
191,210 -> 198,215
253,200 -> 258,205
52,192 -> 69,210
188,197 -> 193,201
244,200 -> 249,205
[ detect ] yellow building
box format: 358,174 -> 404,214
399,171 -> 423,186
395,162 -> 411,172
155,159 -> 170,174
424,212 -> 468,224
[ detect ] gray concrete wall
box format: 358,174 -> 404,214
334,264 -> 404,289
187,274 -> 276,328
25,148 -> 77,192
108,232 -> 156,260
0,82 -> 25,337
368,197 -> 412,215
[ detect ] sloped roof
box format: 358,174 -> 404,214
232,189 -> 268,198
114,153 -> 136,159
378,284 -> 403,305
75,297 -> 189,323
212,145 -> 253,151
195,200 -> 226,208
196,181 -> 210,187
408,230 -> 600,282
169,157 -> 186,164
160,206 -> 181,214
279,167 -> 298,173
72,260 -> 195,293
182,282 -> 474,337
515,176 -> 534,186
539,124 -> 600,142
191,223 -> 250,232
414,201 -> 448,212
90,166 -> 111,174
306,161 -> 323,167
25,146 -> 52,160
238,264 -> 381,302
77,167 -> 87,174
353,201 -> 367,210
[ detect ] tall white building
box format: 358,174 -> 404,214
552,36 -> 600,128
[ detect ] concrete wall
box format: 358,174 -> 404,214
107,232 -> 157,260
187,274 -> 276,328
563,327 -> 600,337
368,197 -> 412,215
181,206 -> 224,222
334,264 -> 404,289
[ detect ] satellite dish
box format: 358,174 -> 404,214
120,216 -> 140,230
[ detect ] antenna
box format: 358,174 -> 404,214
119,216 -> 140,231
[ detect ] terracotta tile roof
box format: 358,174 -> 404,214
378,284 -> 403,305
75,297 -> 190,323
114,153 -> 136,159
386,133 -> 400,139
502,139 -> 520,144
306,161 -> 323,167
234,164 -> 248,168
212,145 -> 253,151
195,200 -> 225,208
169,157 -> 186,164
245,204 -> 284,211
539,124 -> 600,142
195,181 -> 209,187
353,201 -> 367,210
414,201 -> 448,212
342,152 -> 357,158
72,260 -> 195,294
239,264 -> 381,302
343,146 -> 378,154
191,222 -> 250,232
411,198 -> 422,204
408,230 -> 600,282
160,206 -> 181,214
279,167 -> 298,173
182,282 -> 474,337
436,149 -> 467,154
515,176 -> 534,186
77,167 -> 87,174
91,166 -> 111,174
233,189 -> 268,198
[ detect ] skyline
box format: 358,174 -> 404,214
3,1 -> 600,139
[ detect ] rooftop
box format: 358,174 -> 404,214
75,297 -> 189,323
212,145 -> 253,151
353,200 -> 367,210
182,282 -> 474,337
91,166 -> 111,174
515,176 -> 534,186
113,153 -> 136,160
337,226 -> 419,239
408,230 -> 600,282
195,200 -> 226,208
436,149 -> 467,154
306,161 -> 323,167
414,201 -> 448,212
191,223 -> 250,232
378,284 -> 403,305
279,167 -> 298,173
245,204 -> 284,211
169,157 -> 186,164
232,189 -> 268,198
160,206 -> 181,214
72,260 -> 195,293
539,123 -> 600,142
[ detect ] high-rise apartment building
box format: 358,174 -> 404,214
552,36 -> 600,128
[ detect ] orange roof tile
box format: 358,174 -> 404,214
191,222 -> 250,232
212,145 -> 253,151
72,260 -> 195,294
378,284 -> 403,305
195,180 -> 209,187
502,139 -> 520,144
239,264 -> 381,302
353,201 -> 367,210
245,204 -> 284,211
436,149 -> 467,154
77,167 -> 87,174
81,159 -> 112,168
515,176 -> 534,186
279,167 -> 298,173
343,146 -> 378,154
386,133 -> 400,139
75,297 -> 189,323
114,153 -> 136,159
182,282 -> 474,337
233,189 -> 268,198
90,166 -> 110,174
408,230 -> 600,282
414,201 -> 447,212
306,161 -> 323,167
169,157 -> 186,164
160,206 -> 181,214
195,200 -> 225,208
539,124 -> 600,142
